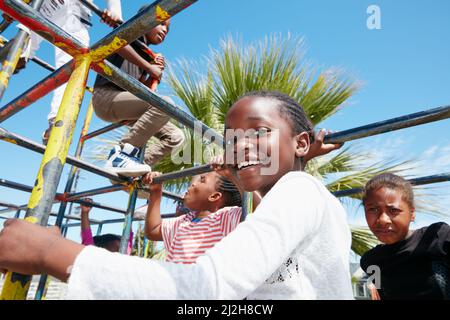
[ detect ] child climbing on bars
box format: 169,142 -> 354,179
0,90 -> 354,299
142,164 -> 245,264
360,173 -> 450,300
92,4 -> 185,177
14,0 -> 123,145
79,199 -> 132,254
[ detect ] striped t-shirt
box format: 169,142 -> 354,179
161,206 -> 242,264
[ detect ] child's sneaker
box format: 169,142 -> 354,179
105,143 -> 151,177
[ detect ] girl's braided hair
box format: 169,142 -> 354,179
216,176 -> 242,207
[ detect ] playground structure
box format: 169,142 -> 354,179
0,0 -> 447,300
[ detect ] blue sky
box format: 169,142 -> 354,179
0,0 -> 449,243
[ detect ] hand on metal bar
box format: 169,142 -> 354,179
142,171 -> 163,195
305,129 -> 344,162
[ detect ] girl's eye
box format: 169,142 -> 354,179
367,207 -> 379,214
250,128 -> 271,138
389,208 -> 401,215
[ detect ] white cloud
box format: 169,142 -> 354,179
423,145 -> 439,157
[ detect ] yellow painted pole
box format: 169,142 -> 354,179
0,56 -> 91,300
34,101 -> 95,300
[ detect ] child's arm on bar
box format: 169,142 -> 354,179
142,172 -> 164,241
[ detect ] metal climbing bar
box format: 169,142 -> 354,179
81,120 -> 131,141
72,198 -> 126,214
0,55 -> 91,299
333,172 -> 450,198
325,105 -> 450,144
0,177 -> 59,194
0,201 -> 31,214
62,212 -> 176,229
0,127 -> 133,184
0,35 -> 56,71
119,177 -> 141,254
160,190 -> 184,202
0,29 -> 29,100
27,55 -> 55,72
0,0 -> 87,56
66,184 -> 183,202
63,219 -> 124,228
89,0 -> 197,62
0,201 -> 19,209
0,60 -> 74,122
151,164 -> 213,184
67,185 -> 125,202
36,102 -> 94,301
0,177 -> 129,214
0,0 -> 45,100
0,18 -> 12,33
79,0 -> 156,56
53,102 -> 94,228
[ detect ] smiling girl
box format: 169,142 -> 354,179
0,91 -> 353,299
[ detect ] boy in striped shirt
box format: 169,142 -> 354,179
142,165 -> 246,264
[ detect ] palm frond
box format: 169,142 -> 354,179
166,60 -> 220,129
83,126 -> 127,164
306,146 -> 365,180
299,70 -> 360,124
325,160 -> 413,194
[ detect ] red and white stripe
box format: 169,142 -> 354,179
161,207 -> 242,264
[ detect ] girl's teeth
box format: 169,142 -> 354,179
238,160 -> 261,169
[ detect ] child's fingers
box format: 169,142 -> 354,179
2,14 -> 13,23
155,56 -> 166,66
142,173 -> 152,185
101,9 -> 109,22
210,155 -> 225,170
143,172 -> 162,185
152,172 -> 162,178
81,198 -> 93,209
315,128 -> 326,142
325,129 -> 344,148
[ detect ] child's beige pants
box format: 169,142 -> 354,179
93,86 -> 185,166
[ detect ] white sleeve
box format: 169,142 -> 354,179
66,174 -> 325,299
104,0 -> 123,20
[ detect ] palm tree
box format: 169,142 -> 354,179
86,34 -> 443,256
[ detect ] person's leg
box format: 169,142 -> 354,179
144,122 -> 185,166
94,90 -> 174,176
15,0 -> 53,66
95,90 -> 173,147
49,15 -> 90,121
43,13 -> 90,143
